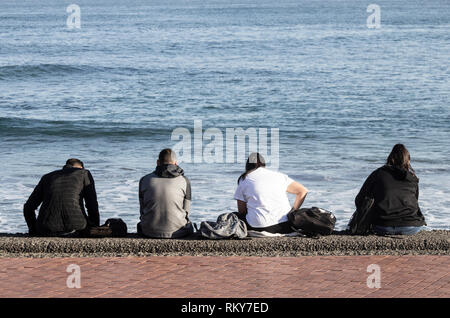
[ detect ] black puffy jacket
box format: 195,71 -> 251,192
24,164 -> 100,234
355,165 -> 426,227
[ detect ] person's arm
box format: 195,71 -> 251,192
183,176 -> 192,213
23,177 -> 45,235
83,170 -> 100,226
138,178 -> 145,216
355,170 -> 377,209
287,181 -> 309,210
236,200 -> 248,216
415,183 -> 426,222
234,180 -> 247,217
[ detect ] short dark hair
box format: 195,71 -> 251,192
158,149 -> 177,164
66,158 -> 84,168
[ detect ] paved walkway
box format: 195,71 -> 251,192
0,256 -> 448,298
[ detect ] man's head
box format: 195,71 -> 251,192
66,158 -> 84,169
157,149 -> 177,166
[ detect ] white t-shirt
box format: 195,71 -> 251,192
234,167 -> 295,228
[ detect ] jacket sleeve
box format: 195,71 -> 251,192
355,170 -> 378,209
83,170 -> 100,226
23,177 -> 45,234
183,176 -> 192,213
138,177 -> 144,216
415,183 -> 426,223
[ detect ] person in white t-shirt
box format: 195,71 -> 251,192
234,153 -> 309,234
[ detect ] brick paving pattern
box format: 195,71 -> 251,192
0,256 -> 448,298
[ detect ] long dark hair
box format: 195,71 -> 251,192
237,152 -> 266,184
386,144 -> 415,174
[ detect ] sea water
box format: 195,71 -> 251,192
0,0 -> 449,233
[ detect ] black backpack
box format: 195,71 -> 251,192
87,218 -> 128,238
347,197 -> 375,235
288,207 -> 336,237
104,218 -> 128,237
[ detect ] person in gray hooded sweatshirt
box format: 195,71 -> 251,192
137,148 -> 194,238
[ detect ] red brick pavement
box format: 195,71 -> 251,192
0,256 -> 448,298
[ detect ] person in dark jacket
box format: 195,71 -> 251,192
23,158 -> 100,236
137,149 -> 194,238
355,144 -> 427,235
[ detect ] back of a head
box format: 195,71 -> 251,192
386,144 -> 412,173
246,152 -> 266,170
238,152 -> 266,184
158,148 -> 177,165
66,158 -> 84,168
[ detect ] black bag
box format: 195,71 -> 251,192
87,218 -> 128,237
347,197 -> 375,235
104,218 -> 128,237
288,207 -> 336,237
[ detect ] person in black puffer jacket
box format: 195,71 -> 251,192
355,144 -> 427,235
23,158 -> 100,236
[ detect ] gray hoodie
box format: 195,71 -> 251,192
139,164 -> 193,238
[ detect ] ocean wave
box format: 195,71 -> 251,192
0,64 -> 154,80
0,117 -> 175,138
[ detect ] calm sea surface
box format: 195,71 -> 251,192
1,0 -> 449,233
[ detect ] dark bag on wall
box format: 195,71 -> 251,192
288,207 -> 336,237
347,197 -> 375,235
104,218 -> 128,237
87,218 -> 128,237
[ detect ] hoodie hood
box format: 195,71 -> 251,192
155,164 -> 184,178
382,164 -> 418,182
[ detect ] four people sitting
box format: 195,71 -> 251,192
23,145 -> 428,237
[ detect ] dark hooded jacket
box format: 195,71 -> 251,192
355,165 -> 426,227
23,164 -> 100,235
138,164 -> 193,238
